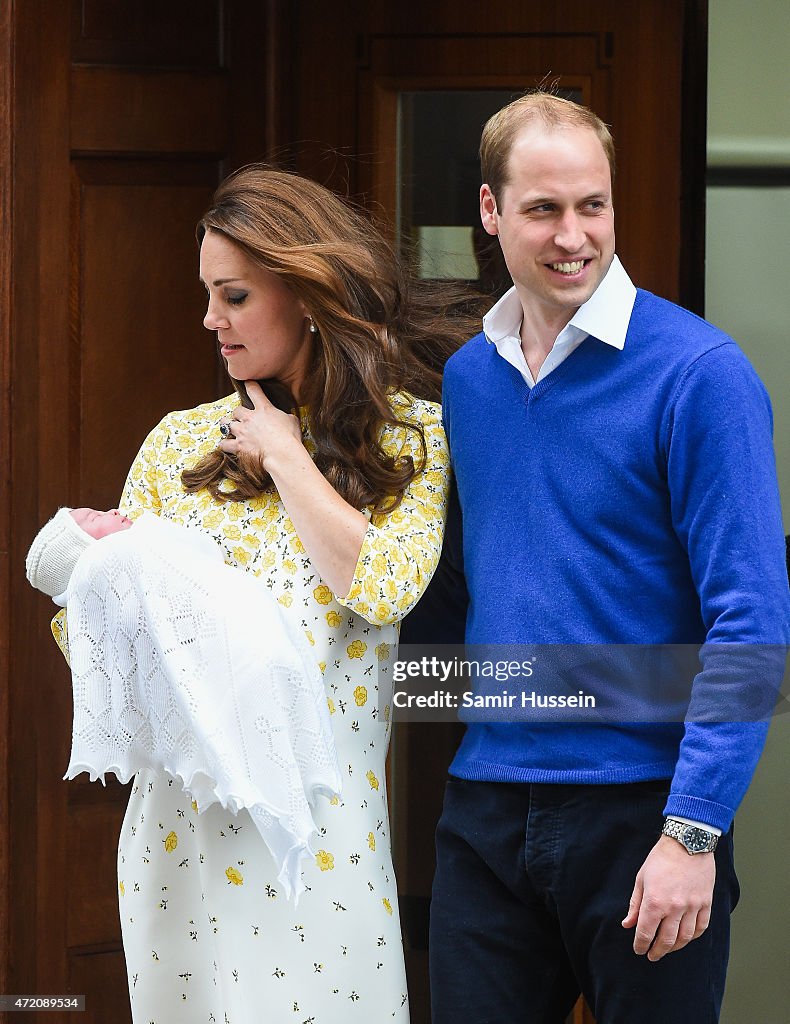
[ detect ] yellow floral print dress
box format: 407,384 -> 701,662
71,391 -> 448,1024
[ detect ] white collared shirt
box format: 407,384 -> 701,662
482,255 -> 637,387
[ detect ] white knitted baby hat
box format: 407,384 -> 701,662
25,507 -> 96,597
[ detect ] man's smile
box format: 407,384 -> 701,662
547,259 -> 591,275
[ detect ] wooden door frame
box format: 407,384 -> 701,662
356,3 -> 709,314
1,0 -> 76,999
0,0 -> 12,995
679,0 -> 709,316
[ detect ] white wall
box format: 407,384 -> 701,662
706,187 -> 790,525
707,0 -> 790,167
706,0 -> 790,522
706,3 -> 790,1022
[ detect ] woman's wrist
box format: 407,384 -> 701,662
261,430 -> 312,480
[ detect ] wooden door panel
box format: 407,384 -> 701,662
70,68 -> 229,154
365,32 -> 608,75
73,163 -> 217,508
65,785 -> 129,949
68,946 -> 129,1024
72,0 -> 222,66
4,1 -> 279,1018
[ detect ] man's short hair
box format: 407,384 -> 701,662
480,92 -> 615,208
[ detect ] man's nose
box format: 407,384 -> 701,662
554,211 -> 586,253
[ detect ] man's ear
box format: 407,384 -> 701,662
480,184 -> 499,237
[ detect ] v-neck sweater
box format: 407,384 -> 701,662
442,288 -> 790,831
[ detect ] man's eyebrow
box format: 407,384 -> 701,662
517,192 -> 610,209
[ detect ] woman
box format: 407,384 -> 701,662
53,165 -> 478,1023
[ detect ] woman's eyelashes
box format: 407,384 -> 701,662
226,291 -> 248,306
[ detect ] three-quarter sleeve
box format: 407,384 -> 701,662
335,398 -> 450,626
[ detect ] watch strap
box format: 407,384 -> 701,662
662,817 -> 718,854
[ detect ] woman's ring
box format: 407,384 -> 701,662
220,421 -> 232,438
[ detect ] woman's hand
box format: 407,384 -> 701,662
220,379 -> 368,599
218,380 -> 302,470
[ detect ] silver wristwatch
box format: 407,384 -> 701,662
662,818 -> 718,855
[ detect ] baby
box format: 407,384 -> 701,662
25,507 -> 133,602
25,505 -> 340,901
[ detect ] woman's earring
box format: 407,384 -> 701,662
308,315 -> 319,335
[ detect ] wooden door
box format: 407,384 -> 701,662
1,2 -> 289,1020
288,3 -> 707,1023
292,0 -> 706,310
1,3 -> 707,1023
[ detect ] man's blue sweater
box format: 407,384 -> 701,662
443,289 -> 790,831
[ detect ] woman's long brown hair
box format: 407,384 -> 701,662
182,165 -> 483,513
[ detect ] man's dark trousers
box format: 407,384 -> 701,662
430,777 -> 738,1024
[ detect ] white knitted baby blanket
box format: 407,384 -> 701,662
63,512 -> 341,901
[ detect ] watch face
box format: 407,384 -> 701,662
683,826 -> 711,853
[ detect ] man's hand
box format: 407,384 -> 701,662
621,835 -> 715,961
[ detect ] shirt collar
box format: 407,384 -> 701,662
482,255 -> 636,351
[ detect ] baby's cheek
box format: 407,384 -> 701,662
95,516 -> 133,539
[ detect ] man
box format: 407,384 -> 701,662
429,93 -> 790,1023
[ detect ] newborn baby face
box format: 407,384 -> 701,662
70,508 -> 133,540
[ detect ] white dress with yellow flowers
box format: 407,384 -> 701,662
107,392 -> 447,1024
